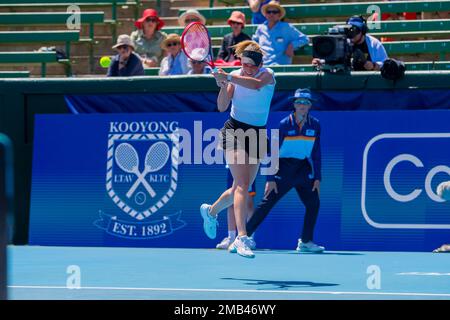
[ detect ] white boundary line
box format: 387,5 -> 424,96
8,286 -> 450,298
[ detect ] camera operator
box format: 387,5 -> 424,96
313,15 -> 388,71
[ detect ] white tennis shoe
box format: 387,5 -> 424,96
229,236 -> 255,258
200,203 -> 218,239
247,236 -> 256,250
216,237 -> 234,250
296,240 -> 325,253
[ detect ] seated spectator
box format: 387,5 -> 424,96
130,9 -> 167,67
216,11 -> 251,64
248,0 -> 278,25
107,34 -> 144,77
178,9 -> 206,27
188,49 -> 212,75
252,1 -> 309,65
159,34 -> 191,76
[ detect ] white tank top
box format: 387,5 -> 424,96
230,67 -> 276,127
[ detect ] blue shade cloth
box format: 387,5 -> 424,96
65,89 -> 450,114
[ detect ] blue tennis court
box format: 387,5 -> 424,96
8,246 -> 450,300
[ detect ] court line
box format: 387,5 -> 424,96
8,285 -> 450,298
397,272 -> 450,276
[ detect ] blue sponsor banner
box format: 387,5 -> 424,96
29,111 -> 450,251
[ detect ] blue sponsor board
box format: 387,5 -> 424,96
29,111 -> 450,251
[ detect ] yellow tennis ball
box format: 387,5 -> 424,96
100,56 -> 111,68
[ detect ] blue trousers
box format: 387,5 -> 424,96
246,158 -> 320,243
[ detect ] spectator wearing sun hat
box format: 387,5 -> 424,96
217,11 -> 252,63
159,33 -> 191,76
107,34 -> 144,77
178,9 -> 207,27
130,8 -> 167,67
253,1 -> 309,65
248,0 -> 278,24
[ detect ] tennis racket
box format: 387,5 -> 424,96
181,21 -> 217,72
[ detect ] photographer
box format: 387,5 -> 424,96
347,15 -> 388,71
313,15 -> 388,71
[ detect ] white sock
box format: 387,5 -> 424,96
208,206 -> 216,218
228,231 -> 236,240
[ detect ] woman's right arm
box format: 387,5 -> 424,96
217,82 -> 234,112
248,0 -> 262,12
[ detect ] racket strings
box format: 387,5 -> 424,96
146,142 -> 170,171
182,24 -> 211,61
115,144 -> 138,172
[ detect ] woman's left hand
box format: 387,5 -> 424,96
213,68 -> 228,82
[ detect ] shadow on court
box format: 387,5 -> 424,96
221,277 -> 339,289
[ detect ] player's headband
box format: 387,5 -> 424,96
241,50 -> 263,66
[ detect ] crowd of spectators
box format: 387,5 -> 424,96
107,0 -> 393,77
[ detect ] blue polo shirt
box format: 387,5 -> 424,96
252,21 -> 309,65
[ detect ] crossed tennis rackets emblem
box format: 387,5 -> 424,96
114,142 -> 170,198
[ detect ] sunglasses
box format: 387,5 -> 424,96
116,45 -> 129,50
185,18 -> 200,23
166,42 -> 179,47
266,10 -> 280,15
230,21 -> 243,26
145,17 -> 158,23
294,99 -> 312,105
191,60 -> 204,64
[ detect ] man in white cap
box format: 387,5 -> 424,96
188,48 -> 212,75
107,34 -> 144,77
178,9 -> 206,27
252,1 -> 309,65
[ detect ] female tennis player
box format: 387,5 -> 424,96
200,40 -> 276,258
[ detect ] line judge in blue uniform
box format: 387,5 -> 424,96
246,88 -> 325,253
